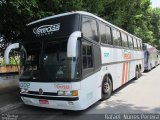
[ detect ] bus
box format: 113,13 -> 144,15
157,50 -> 160,65
18,11 -> 144,110
143,43 -> 158,71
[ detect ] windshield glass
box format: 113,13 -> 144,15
20,42 -> 41,77
43,40 -> 80,81
20,39 -> 80,82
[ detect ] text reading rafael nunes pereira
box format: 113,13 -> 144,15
104,114 -> 160,120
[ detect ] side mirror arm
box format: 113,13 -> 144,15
67,31 -> 82,57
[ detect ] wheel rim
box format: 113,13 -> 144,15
103,80 -> 111,94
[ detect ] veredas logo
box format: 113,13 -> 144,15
54,83 -> 71,90
33,23 -> 60,36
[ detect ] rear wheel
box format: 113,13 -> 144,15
139,67 -> 142,77
101,76 -> 112,100
135,68 -> 139,80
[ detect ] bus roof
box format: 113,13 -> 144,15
143,43 -> 156,48
27,11 -> 142,41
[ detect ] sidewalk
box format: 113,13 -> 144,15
0,75 -> 19,93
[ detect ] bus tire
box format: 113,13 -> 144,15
135,67 -> 139,80
101,75 -> 112,100
139,66 -> 142,77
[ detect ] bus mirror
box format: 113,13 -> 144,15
4,43 -> 19,64
67,31 -> 81,57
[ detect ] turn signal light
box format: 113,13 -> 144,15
71,90 -> 78,96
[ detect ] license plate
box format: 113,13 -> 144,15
39,100 -> 49,104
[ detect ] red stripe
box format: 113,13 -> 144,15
125,62 -> 128,83
121,63 -> 125,85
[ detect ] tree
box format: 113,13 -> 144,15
150,8 -> 160,49
0,0 -> 160,50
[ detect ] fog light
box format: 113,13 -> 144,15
68,101 -> 74,105
57,91 -> 66,96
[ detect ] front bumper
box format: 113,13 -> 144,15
20,94 -> 85,110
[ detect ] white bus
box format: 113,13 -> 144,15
18,11 -> 144,110
143,43 -> 158,71
158,50 -> 160,65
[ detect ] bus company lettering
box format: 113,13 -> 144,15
20,82 -> 30,89
104,52 -> 109,58
54,84 -> 71,90
123,49 -> 131,59
33,23 -> 60,36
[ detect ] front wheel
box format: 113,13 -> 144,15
101,76 -> 112,100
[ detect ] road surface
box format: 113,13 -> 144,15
0,65 -> 160,120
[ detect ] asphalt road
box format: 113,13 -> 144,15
0,65 -> 160,120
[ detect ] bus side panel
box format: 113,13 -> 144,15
79,70 -> 102,109
101,47 -> 144,91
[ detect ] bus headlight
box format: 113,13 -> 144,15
57,90 -> 78,96
21,88 -> 28,93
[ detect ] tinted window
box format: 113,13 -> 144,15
121,32 -> 128,48
21,42 -> 42,72
25,14 -> 80,42
82,44 -> 93,69
82,17 -> 98,42
137,39 -> 140,49
106,26 -> 112,45
112,29 -> 121,46
139,40 -> 142,50
128,36 -> 133,48
99,23 -> 106,43
133,38 -> 138,49
99,23 -> 112,45
137,39 -> 142,50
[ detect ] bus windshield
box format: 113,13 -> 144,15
20,40 -> 80,82
43,40 -> 80,81
20,42 -> 41,76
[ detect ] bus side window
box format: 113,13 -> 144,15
82,17 -> 98,42
138,40 -> 142,50
121,32 -> 128,48
99,22 -> 106,44
99,23 -> 112,45
106,26 -> 112,45
112,29 -> 121,46
128,36 -> 133,49
140,41 -> 142,50
133,38 -> 138,49
82,44 -> 93,69
137,39 -> 140,50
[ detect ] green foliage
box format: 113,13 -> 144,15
0,0 -> 160,49
150,8 -> 160,49
0,57 -> 4,66
0,56 -> 19,66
